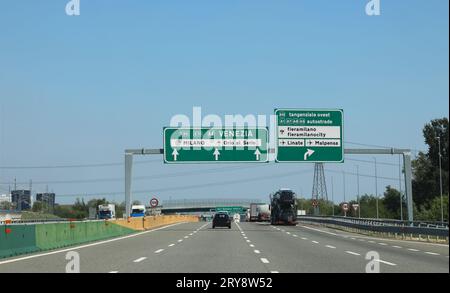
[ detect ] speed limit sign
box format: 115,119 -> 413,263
150,198 -> 159,208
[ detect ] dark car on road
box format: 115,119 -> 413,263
212,212 -> 231,229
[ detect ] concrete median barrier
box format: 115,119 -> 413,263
114,215 -> 199,231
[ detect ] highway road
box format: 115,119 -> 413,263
0,221 -> 448,273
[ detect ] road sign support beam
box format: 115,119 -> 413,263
125,149 -> 162,217
124,147 -> 414,222
344,148 -> 414,223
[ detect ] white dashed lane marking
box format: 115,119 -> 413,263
375,259 -> 397,266
345,251 -> 361,256
408,249 -> 420,252
271,271 -> 279,273
312,241 -> 319,244
260,258 -> 270,264
133,257 -> 147,263
254,250 -> 261,254
249,244 -> 255,248
378,243 -> 388,246
425,252 -> 440,256
154,249 -> 164,254
109,271 -> 118,273
325,245 -> 336,249
392,246 -> 402,249
168,244 -> 175,247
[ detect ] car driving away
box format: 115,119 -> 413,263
212,212 -> 231,229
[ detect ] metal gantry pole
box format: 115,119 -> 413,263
331,176 -> 335,216
125,153 -> 133,218
356,165 -> 361,218
374,157 -> 379,219
438,137 -> 444,224
398,154 -> 403,221
403,152 -> 414,223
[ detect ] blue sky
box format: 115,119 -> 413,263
0,0 -> 448,205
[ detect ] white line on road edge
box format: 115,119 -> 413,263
408,249 -> 420,252
325,245 -> 336,249
299,225 -> 337,236
254,250 -> 261,254
0,222 -> 187,266
109,271 -> 119,273
374,259 -> 397,266
345,251 -> 361,256
424,252 -> 440,256
260,258 -> 270,264
154,249 -> 164,254
168,244 -> 175,247
270,271 -> 279,273
133,257 -> 147,263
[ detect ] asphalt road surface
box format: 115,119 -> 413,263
0,221 -> 448,273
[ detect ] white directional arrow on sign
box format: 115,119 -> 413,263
172,149 -> 179,161
304,149 -> 315,160
213,148 -> 221,161
254,148 -> 261,161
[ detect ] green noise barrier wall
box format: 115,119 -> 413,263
0,225 -> 39,259
0,221 -> 135,259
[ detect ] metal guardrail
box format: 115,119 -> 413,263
0,218 -> 110,225
297,216 -> 449,237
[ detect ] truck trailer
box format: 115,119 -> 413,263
270,189 -> 297,225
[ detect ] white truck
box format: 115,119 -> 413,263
256,204 -> 271,222
249,203 -> 259,222
98,204 -> 116,220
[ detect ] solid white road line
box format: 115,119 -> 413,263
299,225 -> 338,236
133,257 -> 147,263
375,259 -> 397,266
325,245 -> 336,249
260,258 -> 270,264
0,222 -> 187,266
154,249 -> 164,254
254,250 -> 260,254
345,251 -> 361,256
168,244 -> 175,247
425,252 -> 440,256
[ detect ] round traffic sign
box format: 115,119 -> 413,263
312,199 -> 318,207
341,202 -> 349,211
150,198 -> 159,208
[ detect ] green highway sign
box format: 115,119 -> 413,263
164,127 -> 269,163
215,206 -> 246,214
275,109 -> 344,163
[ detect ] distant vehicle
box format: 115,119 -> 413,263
249,203 -> 259,222
256,204 -> 271,222
130,205 -> 146,217
98,204 -> 116,219
270,189 -> 298,225
212,212 -> 231,229
233,213 -> 241,222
